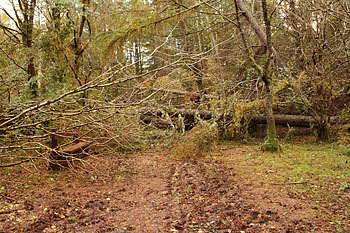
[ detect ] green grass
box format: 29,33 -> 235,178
219,138 -> 350,231
261,143 -> 349,185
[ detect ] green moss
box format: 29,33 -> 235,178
262,126 -> 280,152
316,121 -> 331,142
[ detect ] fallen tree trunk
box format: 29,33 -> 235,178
140,108 -> 212,120
139,108 -> 213,130
251,114 -> 314,127
140,108 -> 348,129
251,114 -> 347,127
139,115 -> 173,129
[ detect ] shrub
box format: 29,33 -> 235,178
170,121 -> 218,160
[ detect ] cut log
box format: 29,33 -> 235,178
62,142 -> 90,154
49,143 -> 90,170
140,115 -> 173,129
48,131 -> 91,170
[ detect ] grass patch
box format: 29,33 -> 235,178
219,138 -> 350,231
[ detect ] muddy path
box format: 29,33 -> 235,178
0,148 -> 338,232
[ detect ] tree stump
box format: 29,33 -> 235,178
49,131 -> 90,170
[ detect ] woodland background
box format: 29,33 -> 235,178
0,0 -> 350,167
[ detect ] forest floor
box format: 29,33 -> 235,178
1,132 -> 350,232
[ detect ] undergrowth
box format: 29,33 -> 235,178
170,121 -> 218,160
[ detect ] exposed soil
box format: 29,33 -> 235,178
0,146 -> 340,232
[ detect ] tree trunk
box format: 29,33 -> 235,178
65,1 -> 91,105
140,107 -> 347,130
251,114 -> 339,127
261,0 -> 279,152
134,39 -> 142,75
235,0 -> 285,69
235,0 -> 313,117
178,3 -> 204,92
20,0 -> 37,97
289,0 -> 304,71
51,2 -> 61,30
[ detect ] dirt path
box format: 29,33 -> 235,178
0,148 -> 339,232
106,153 -> 175,232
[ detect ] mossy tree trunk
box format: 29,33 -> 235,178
234,0 -> 280,151
262,79 -> 280,152
316,115 -> 330,142
261,0 -> 280,152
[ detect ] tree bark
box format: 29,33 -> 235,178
251,114 -> 347,127
289,0 -> 304,71
64,1 -> 92,105
235,0 -> 285,69
140,107 -> 347,129
49,131 -> 90,170
177,1 -> 204,92
18,0 -> 37,96
261,0 -> 279,151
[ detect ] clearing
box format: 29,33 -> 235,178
1,136 -> 350,232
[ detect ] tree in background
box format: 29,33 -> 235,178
1,0 -> 38,97
0,0 -> 350,168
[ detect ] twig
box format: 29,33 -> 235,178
0,159 -> 31,168
271,181 -> 308,185
0,193 -> 16,202
0,47 -> 27,72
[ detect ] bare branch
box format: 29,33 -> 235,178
235,0 -> 285,69
0,159 -> 30,168
0,46 -> 27,71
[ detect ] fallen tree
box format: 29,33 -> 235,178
139,115 -> 173,129
140,108 -> 212,120
139,108 -> 348,129
140,108 -> 213,130
251,114 -> 347,127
